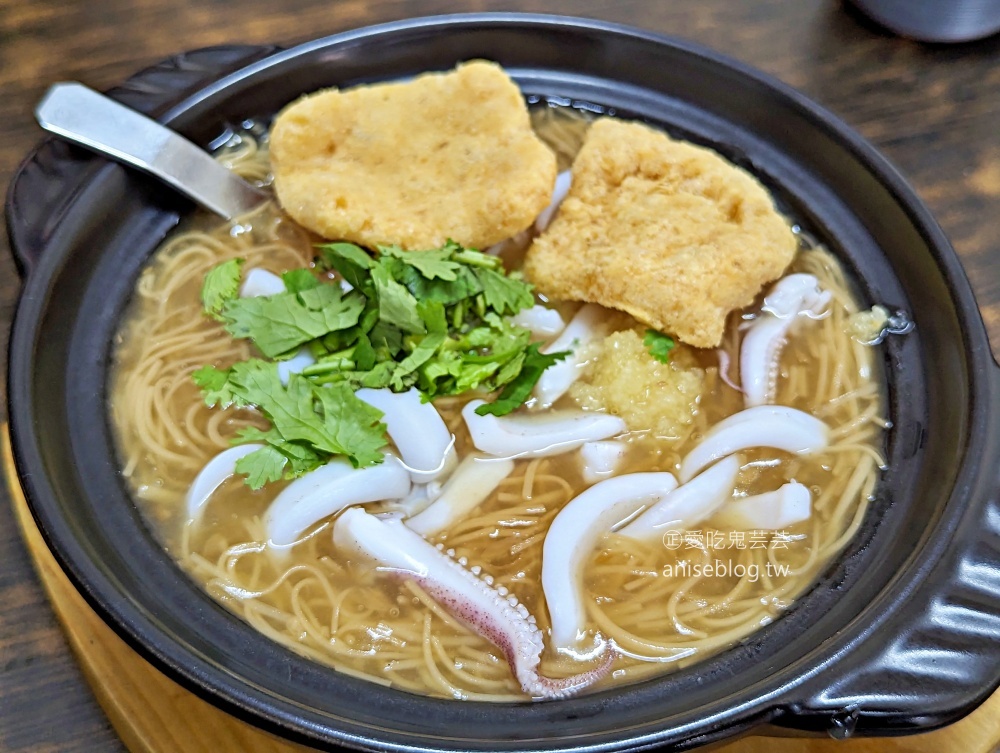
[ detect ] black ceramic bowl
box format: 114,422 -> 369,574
7,14 -> 1000,753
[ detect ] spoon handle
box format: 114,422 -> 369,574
35,82 -> 268,221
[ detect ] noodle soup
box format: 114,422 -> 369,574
110,105 -> 885,700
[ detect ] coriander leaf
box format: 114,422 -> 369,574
234,426 -> 325,478
356,361 -> 395,389
220,286 -> 365,358
235,446 -> 288,490
643,329 -> 676,363
379,244 -> 460,281
282,269 -> 319,294
475,345 -> 571,416
232,426 -> 279,444
397,264 -> 483,306
473,267 -> 535,316
316,242 -> 373,290
371,262 -> 425,334
319,329 -> 357,354
387,371 -> 418,392
195,241 -> 578,488
228,362 -> 319,439
390,300 -> 449,390
455,360 -> 503,393
276,441 -> 325,477
460,326 -> 501,349
457,326 -> 530,363
201,258 -> 244,319
452,248 -> 502,269
302,353 -> 354,376
312,383 -> 387,467
319,301 -> 378,353
369,321 -> 403,356
462,333 -> 531,363
417,299 -> 448,335
493,349 -> 526,388
192,365 -> 236,408
232,426 -> 323,470
297,284 -> 356,312
419,349 -> 462,393
352,333 -> 377,371
226,362 -> 387,467
415,312 -> 529,395
230,426 -> 327,486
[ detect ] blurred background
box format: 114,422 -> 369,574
0,1 -> 998,751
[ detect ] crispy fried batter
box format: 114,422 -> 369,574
522,118 -> 798,348
269,61 -> 556,251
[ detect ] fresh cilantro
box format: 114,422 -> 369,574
371,262 -> 426,334
475,345 -> 571,416
418,298 -> 448,335
368,320 -> 404,356
281,269 -> 319,294
312,383 -> 387,467
232,426 -> 276,445
318,302 -> 379,354
192,365 -> 235,408
220,287 -> 365,358
235,446 -> 288,490
643,329 -> 676,363
389,300 -> 448,389
419,350 -> 462,390
232,426 -> 326,488
201,360 -> 387,478
195,239 -> 574,488
473,267 -> 535,315
229,362 -> 386,464
380,244 -> 461,281
452,247 -> 501,268
201,258 -> 244,319
275,438 -> 325,477
397,263 -> 483,306
316,242 -> 374,290
457,321 -> 530,363
494,349 -> 527,387
454,361 -> 504,394
352,333 -> 377,371
355,361 -> 395,389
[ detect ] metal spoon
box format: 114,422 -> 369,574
35,82 -> 269,220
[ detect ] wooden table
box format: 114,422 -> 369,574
1,1 -> 998,751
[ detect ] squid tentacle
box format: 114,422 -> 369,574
333,507 -> 615,699
741,273 -> 832,406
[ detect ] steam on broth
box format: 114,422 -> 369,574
111,96 -> 886,700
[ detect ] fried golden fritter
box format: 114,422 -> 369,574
522,118 -> 798,348
269,61 -> 556,251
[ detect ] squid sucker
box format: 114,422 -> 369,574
333,507 -> 614,699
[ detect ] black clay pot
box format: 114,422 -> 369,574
7,14 -> 1000,753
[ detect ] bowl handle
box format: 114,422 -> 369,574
3,44 -> 280,279
775,362 -> 1000,738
